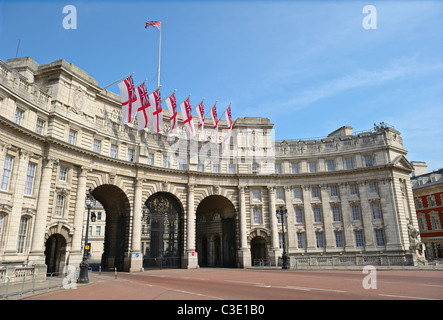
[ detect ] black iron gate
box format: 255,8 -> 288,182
143,194 -> 181,269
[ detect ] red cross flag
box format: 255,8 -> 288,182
223,103 -> 233,145
196,99 -> 205,141
134,82 -> 152,131
118,75 -> 137,125
149,88 -> 163,134
210,101 -> 219,142
165,91 -> 178,134
180,96 -> 195,139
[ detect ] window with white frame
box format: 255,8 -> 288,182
24,162 -> 36,195
163,156 -> 169,168
295,208 -> 303,223
55,194 -> 65,217
418,217 -> 427,231
110,144 -> 118,158
147,153 -> 154,165
35,118 -> 45,135
1,155 -> 13,191
326,160 -> 335,172
253,208 -> 261,224
297,232 -> 305,249
308,161 -> 317,173
179,158 -> 186,170
127,149 -> 134,162
14,108 -> 24,125
428,195 -> 436,207
415,198 -> 423,209
276,188 -> 284,200
313,207 -> 322,222
68,129 -> 77,145
93,139 -> 101,153
431,215 -> 441,230
293,187 -> 302,200
59,166 -> 68,181
252,162 -> 259,174
252,189 -> 260,200
291,162 -> 299,174
275,163 -> 281,174
17,216 -> 29,253
96,226 -> 101,236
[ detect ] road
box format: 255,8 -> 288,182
27,268 -> 443,301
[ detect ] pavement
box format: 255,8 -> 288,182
18,267 -> 443,301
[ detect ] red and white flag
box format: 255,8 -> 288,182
149,88 -> 163,134
196,99 -> 205,141
134,82 -> 152,131
117,75 -> 137,125
165,91 -> 178,134
180,96 -> 195,139
223,103 -> 233,145
210,101 -> 219,142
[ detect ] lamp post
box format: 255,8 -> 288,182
78,188 -> 96,283
276,205 -> 289,269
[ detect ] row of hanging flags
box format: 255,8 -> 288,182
114,21 -> 233,145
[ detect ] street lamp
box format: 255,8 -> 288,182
276,205 -> 289,269
78,188 -> 96,283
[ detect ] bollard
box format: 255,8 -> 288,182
20,276 -> 25,297
114,267 -> 117,279
99,266 -> 101,276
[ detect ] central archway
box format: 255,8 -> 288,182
91,185 -> 131,271
196,195 -> 237,267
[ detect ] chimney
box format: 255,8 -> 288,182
411,161 -> 428,177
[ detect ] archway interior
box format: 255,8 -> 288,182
196,195 -> 237,267
44,234 -> 67,274
91,185 -> 130,271
143,193 -> 183,268
250,236 -> 267,265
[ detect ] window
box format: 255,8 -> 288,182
371,203 -> 382,220
276,188 -> 284,200
335,231 -> 344,248
96,226 -> 101,236
229,163 -> 235,174
311,187 -> 320,199
295,208 -> 303,223
351,205 -> 361,221
17,216 -> 29,253
163,156 -> 169,168
55,194 -> 65,217
326,160 -> 335,172
35,118 -> 45,134
369,182 -> 378,194
1,155 -> 13,190
313,207 -> 322,222
418,217 -> 427,231
147,153 -> 154,165
275,163 -> 281,174
24,162 -> 36,195
316,232 -> 325,249
110,144 -> 118,158
59,166 -> 68,181
350,184 -> 358,196
0,214 -> 4,239
330,185 -> 338,197
252,189 -> 260,200
68,129 -> 77,145
127,149 -> 134,162
415,198 -> 423,209
428,196 -> 436,207
293,187 -> 302,200
297,233 -> 305,249
97,212 -> 103,220
375,230 -> 385,247
364,155 -> 373,167
179,158 -> 186,170
252,162 -> 259,174
14,108 -> 24,125
354,230 -> 364,248
197,161 -> 204,172
93,139 -> 101,153
253,208 -> 261,224
308,161 -> 317,173
212,162 -> 219,173
332,207 -> 341,222
345,158 -> 354,170
431,216 -> 441,230
291,163 -> 299,174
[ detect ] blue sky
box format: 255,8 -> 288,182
1,0 -> 442,170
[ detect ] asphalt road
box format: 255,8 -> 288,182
27,268 -> 443,301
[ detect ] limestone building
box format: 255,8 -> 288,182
0,57 -> 424,278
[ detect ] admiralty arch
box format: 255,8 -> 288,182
0,57 -> 424,278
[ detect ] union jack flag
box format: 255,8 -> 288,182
145,21 -> 161,29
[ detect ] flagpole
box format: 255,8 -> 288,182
134,78 -> 147,88
103,72 -> 134,89
192,98 -> 205,111
177,94 -> 191,107
161,89 -> 176,102
157,22 -> 162,88
219,102 -> 232,119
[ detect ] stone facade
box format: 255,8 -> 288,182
0,57 -> 424,278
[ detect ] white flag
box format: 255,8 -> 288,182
180,96 -> 195,139
149,88 -> 163,134
117,75 -> 137,125
223,103 -> 233,145
133,82 -> 152,131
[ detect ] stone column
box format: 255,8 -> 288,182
238,186 -> 251,267
267,185 -> 280,264
284,186 -> 297,253
185,184 -> 198,268
69,166 -> 89,267
129,178 -> 143,272
320,185 -> 335,252
29,156 -> 58,265
302,185 -> 317,252
3,149 -> 31,258
359,181 -> 377,251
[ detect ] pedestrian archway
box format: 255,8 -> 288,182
44,233 -> 67,274
250,236 -> 268,266
196,195 -> 237,267
91,185 -> 130,271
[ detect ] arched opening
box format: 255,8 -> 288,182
91,185 -> 130,271
44,234 -> 67,275
250,236 -> 267,266
196,195 -> 237,267
142,192 -> 183,269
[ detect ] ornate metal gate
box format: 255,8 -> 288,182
142,193 -> 182,268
